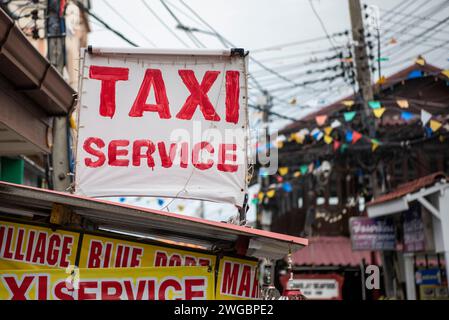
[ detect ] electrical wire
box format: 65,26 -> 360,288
101,0 -> 157,47
74,0 -> 138,46
139,0 -> 191,47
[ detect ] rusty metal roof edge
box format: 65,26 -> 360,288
0,181 -> 309,250
0,8 -> 76,115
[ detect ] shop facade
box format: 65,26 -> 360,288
366,172 -> 449,300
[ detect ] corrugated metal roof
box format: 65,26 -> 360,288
292,236 -> 376,267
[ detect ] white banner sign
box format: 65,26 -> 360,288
289,279 -> 340,300
75,48 -> 248,206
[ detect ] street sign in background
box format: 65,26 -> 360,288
403,204 -> 426,252
349,217 -> 396,251
75,48 -> 249,206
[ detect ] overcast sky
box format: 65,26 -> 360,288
87,0 -> 449,221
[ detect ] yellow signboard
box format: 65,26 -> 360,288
0,220 -> 260,300
0,221 -> 79,270
78,234 -> 215,268
216,256 -> 260,300
0,266 -> 214,300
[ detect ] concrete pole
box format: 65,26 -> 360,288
46,0 -> 71,192
403,253 -> 416,300
438,187 -> 449,293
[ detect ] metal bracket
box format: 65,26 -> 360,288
230,48 -> 245,57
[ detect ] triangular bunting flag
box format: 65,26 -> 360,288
324,126 -> 333,136
282,182 -> 293,193
442,70 -> 449,79
293,133 -> 305,144
344,111 -> 357,122
278,167 -> 289,176
368,101 -> 381,109
324,135 -> 333,144
311,128 -> 323,141
266,189 -> 276,198
342,100 -> 355,108
421,109 -> 432,126
331,119 -> 341,128
333,140 -> 341,151
408,70 -> 423,79
315,115 -> 328,126
396,99 -> 409,109
340,143 -> 348,153
376,76 -> 386,85
430,120 -> 442,132
371,139 -> 380,152
345,130 -> 353,143
373,107 -> 386,118
276,141 -> 284,149
308,163 -> 314,173
389,37 -> 397,44
415,56 -> 426,66
401,111 -> 414,121
300,165 -> 308,175
352,131 -> 362,144
258,192 -> 264,202
293,171 -> 301,178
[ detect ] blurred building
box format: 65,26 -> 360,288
260,60 -> 449,299
0,1 -> 89,188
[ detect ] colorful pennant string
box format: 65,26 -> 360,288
421,109 -> 432,126
315,115 -> 328,126
333,140 -> 341,151
278,167 -> 289,176
342,100 -> 355,108
331,119 -> 342,128
401,111 -> 414,121
373,108 -> 386,118
368,101 -> 381,109
396,99 -> 409,109
344,111 -> 356,122
352,131 -> 362,144
430,120 -> 442,132
371,139 -> 380,152
266,189 -> 276,198
300,165 -> 308,175
345,130 -> 353,143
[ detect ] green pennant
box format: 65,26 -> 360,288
344,111 -> 356,122
368,101 -> 381,109
300,164 -> 308,175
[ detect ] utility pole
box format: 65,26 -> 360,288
349,0 -> 395,298
256,91 -> 273,230
348,0 -> 375,137
46,0 -> 70,192
348,0 -> 384,197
